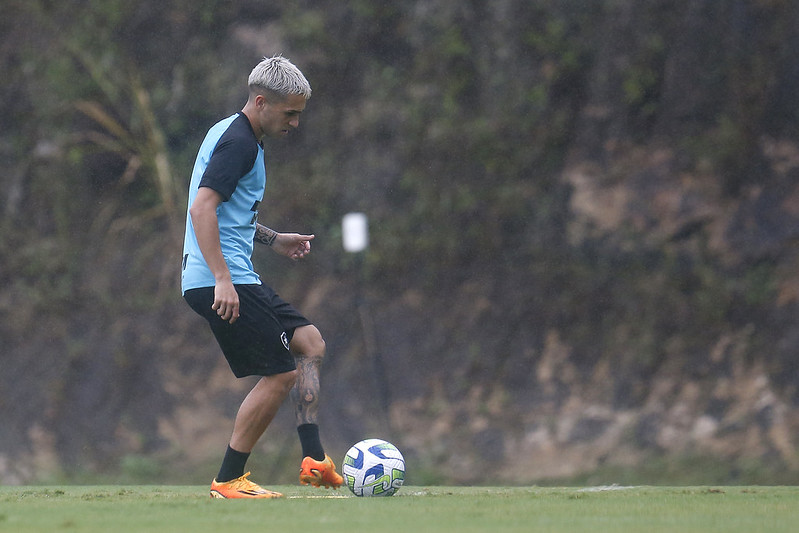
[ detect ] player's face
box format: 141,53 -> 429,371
257,93 -> 307,138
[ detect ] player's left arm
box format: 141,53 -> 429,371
255,223 -> 315,260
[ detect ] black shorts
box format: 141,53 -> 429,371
183,284 -> 311,378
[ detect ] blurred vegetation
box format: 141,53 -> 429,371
2,0 -> 799,484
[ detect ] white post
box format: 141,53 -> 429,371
341,212 -> 391,434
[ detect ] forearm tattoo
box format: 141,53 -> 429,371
254,224 -> 277,246
291,355 -> 323,425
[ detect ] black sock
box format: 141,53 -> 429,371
297,424 -> 325,461
216,445 -> 250,483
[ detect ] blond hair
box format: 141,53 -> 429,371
248,55 -> 311,100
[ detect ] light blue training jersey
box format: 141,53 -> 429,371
181,113 -> 265,293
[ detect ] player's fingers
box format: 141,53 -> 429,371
213,300 -> 236,322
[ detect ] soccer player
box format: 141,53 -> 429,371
181,55 -> 342,498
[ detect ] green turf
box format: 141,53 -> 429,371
1,485 -> 798,533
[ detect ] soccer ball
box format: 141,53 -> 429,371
342,438 -> 405,497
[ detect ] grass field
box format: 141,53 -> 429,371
1,485 -> 798,532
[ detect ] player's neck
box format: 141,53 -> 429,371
241,105 -> 264,140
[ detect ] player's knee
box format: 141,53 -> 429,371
292,325 -> 326,357
312,335 -> 326,358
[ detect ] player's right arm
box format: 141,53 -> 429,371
189,186 -> 240,323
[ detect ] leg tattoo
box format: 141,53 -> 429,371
291,355 -> 323,425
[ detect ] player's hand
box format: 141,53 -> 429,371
273,233 -> 315,260
212,279 -> 240,323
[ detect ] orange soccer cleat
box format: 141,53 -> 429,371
299,454 -> 343,489
210,472 -> 283,499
